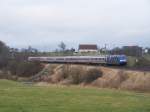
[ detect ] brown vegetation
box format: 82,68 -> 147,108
92,68 -> 150,92
120,72 -> 150,92
31,65 -> 103,85
31,64 -> 150,92
92,70 -> 128,89
51,65 -> 102,85
7,61 -> 43,77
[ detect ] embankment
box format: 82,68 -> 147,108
30,64 -> 150,92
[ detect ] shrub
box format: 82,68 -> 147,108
69,67 -> 84,84
60,65 -> 84,84
61,66 -> 103,84
7,61 -> 43,77
82,68 -> 103,83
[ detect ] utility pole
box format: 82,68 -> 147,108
105,44 -> 107,55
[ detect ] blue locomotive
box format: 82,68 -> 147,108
106,55 -> 127,65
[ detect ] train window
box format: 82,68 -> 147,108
66,58 -> 70,60
83,58 -> 88,60
57,58 -> 64,60
100,58 -> 103,61
96,58 -> 100,60
70,58 -> 77,60
47,58 -> 54,60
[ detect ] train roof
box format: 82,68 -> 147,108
29,56 -> 107,58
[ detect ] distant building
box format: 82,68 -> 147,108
78,44 -> 98,52
122,46 -> 143,57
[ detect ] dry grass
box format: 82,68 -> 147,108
46,65 -> 103,85
92,70 -> 150,92
120,72 -> 150,92
92,70 -> 128,88
31,64 -> 150,92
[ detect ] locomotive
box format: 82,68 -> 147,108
28,55 -> 127,65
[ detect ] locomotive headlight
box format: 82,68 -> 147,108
120,59 -> 127,62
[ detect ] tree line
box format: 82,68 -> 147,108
0,41 -> 73,78
0,40 -> 43,77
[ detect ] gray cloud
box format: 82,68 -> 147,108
0,0 -> 150,50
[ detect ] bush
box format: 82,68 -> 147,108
68,67 -> 103,84
60,66 -> 103,84
61,65 -> 84,84
82,69 -> 103,83
7,61 -> 43,77
69,67 -> 84,84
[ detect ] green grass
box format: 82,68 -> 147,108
144,54 -> 150,61
0,80 -> 150,112
126,56 -> 137,67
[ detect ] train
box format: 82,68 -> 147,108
28,55 -> 127,65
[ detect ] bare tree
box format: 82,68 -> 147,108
58,41 -> 66,52
0,40 -> 10,68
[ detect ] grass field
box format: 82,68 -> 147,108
0,80 -> 150,112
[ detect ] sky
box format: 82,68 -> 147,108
0,0 -> 150,51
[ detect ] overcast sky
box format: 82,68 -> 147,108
0,0 -> 150,51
